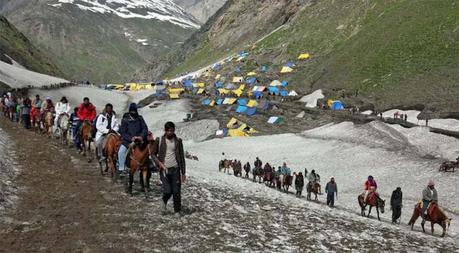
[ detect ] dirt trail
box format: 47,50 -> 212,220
0,119 -> 458,252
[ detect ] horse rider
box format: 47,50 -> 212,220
40,97 -> 55,123
421,180 -> 438,221
75,97 -> 97,151
363,175 -> 378,204
308,169 -> 318,184
295,172 -> 305,196
32,94 -> 43,111
20,97 -> 32,129
280,162 -> 291,183
54,96 -> 71,134
96,103 -> 119,163
117,103 -> 148,176
254,157 -> 262,169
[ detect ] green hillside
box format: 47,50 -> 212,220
167,0 -> 459,112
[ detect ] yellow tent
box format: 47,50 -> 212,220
238,84 -> 246,90
168,88 -> 185,94
280,66 -> 294,74
228,129 -> 249,137
247,100 -> 258,107
227,117 -> 240,128
227,98 -> 237,105
327,99 -> 334,107
197,88 -> 205,95
233,77 -> 244,83
215,74 -> 221,80
169,93 -> 180,99
233,89 -> 244,97
218,89 -> 230,95
298,53 -> 311,60
195,82 -> 205,88
247,72 -> 257,76
209,100 -> 216,107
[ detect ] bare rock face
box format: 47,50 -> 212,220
173,0 -> 227,24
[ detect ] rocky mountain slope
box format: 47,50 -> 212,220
0,15 -> 62,77
0,0 -> 200,83
172,0 -> 227,24
152,0 -> 459,113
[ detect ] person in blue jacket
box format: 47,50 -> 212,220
117,103 -> 148,175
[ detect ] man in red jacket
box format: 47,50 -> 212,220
74,97 -> 97,153
77,97 -> 97,122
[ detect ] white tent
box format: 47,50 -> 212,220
288,90 -> 299,96
269,80 -> 282,87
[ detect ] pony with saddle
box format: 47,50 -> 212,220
57,113 -> 70,145
307,181 -> 320,201
125,139 -> 154,198
358,192 -> 385,221
439,157 -> 458,172
408,201 -> 452,237
282,175 -> 293,192
80,120 -> 94,162
100,133 -> 122,178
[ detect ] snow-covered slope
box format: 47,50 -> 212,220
52,0 -> 200,28
0,60 -> 67,89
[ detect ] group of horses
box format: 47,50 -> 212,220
218,159 -> 452,238
218,159 -> 322,201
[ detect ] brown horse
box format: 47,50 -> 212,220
408,202 -> 452,237
58,113 -> 70,145
102,133 -> 122,178
358,193 -> 385,221
282,175 -> 293,192
439,160 -> 458,172
42,111 -> 54,137
126,140 -> 153,198
307,181 -> 320,201
264,171 -> 275,187
80,120 -> 94,162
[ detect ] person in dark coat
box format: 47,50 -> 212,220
243,162 -> 251,178
117,103 -> 148,174
295,172 -> 304,196
390,187 -> 403,224
151,121 -> 186,214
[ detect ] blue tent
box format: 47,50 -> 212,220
246,77 -> 257,85
212,63 -> 222,71
234,67 -> 241,73
332,101 -> 345,110
237,98 -> 248,106
236,105 -> 248,113
216,98 -> 224,105
183,80 -> 193,87
246,107 -> 257,116
253,91 -> 263,99
260,65 -> 268,72
202,99 -> 211,106
214,81 -> 224,88
281,81 -> 289,87
259,101 -> 270,110
268,87 -> 280,95
280,90 -> 289,97
286,61 -> 296,68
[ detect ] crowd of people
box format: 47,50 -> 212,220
218,154 -> 442,225
0,91 -> 187,215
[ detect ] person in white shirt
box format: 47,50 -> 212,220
95,103 -> 119,162
54,96 -> 71,133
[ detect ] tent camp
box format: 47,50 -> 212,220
268,87 -> 280,95
269,80 -> 282,87
226,83 -> 237,90
280,90 -> 289,97
332,101 -> 345,110
252,86 -> 267,92
214,81 -> 224,88
223,98 -> 238,105
298,53 -> 311,60
202,99 -> 211,106
233,77 -> 244,83
247,72 -> 257,76
280,66 -> 293,74
253,91 -> 263,99
183,80 -> 193,88
267,116 -> 283,124
193,82 -> 205,88
215,74 -> 221,80
281,81 -> 289,87
286,61 -> 296,68
216,98 -> 224,105
197,88 -> 205,95
234,67 -> 241,73
213,63 -> 222,71
169,93 -> 180,99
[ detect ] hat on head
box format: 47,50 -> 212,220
428,180 -> 435,187
129,103 -> 138,112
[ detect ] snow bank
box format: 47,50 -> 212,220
0,61 -> 68,89
429,118 -> 459,132
30,86 -> 129,113
186,121 -> 459,239
383,109 -> 459,132
299,89 -> 324,108
0,128 -> 20,212
361,110 -> 373,115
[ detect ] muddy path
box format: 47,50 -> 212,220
0,119 -> 458,252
